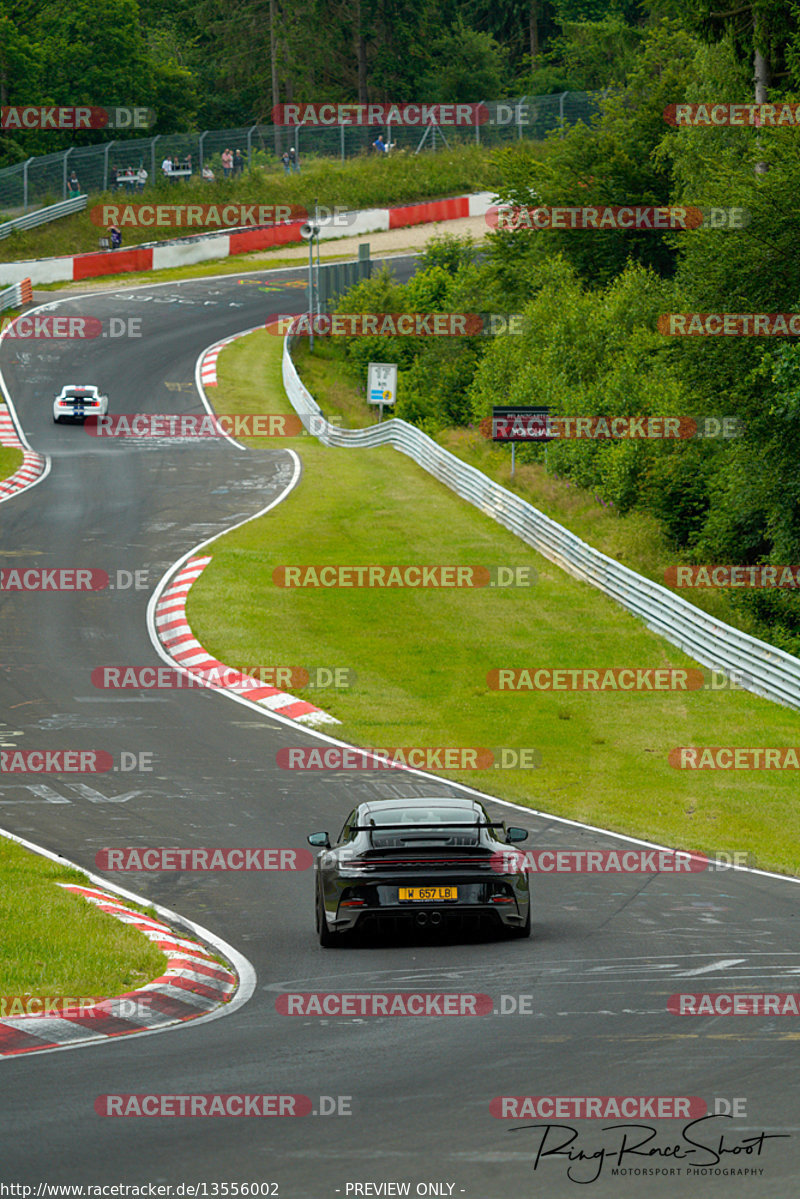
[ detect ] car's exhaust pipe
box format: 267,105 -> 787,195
429,911 -> 443,927
415,912 -> 428,927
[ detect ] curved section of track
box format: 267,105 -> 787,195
1,261 -> 798,1196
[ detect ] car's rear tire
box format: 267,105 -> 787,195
316,885 -> 335,947
53,415 -> 61,423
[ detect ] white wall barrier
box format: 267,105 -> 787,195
282,332 -> 800,713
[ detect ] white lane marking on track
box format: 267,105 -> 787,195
675,957 -> 748,977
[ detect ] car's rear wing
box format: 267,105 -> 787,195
356,820 -> 504,846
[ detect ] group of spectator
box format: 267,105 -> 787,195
109,165 -> 148,192
221,148 -> 245,177
280,146 -> 299,173
161,154 -> 193,178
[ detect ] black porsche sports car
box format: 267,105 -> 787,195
307,795 -> 530,945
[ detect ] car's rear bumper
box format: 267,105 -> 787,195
329,899 -> 528,935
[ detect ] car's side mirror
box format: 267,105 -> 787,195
506,826 -> 529,843
307,831 -> 331,848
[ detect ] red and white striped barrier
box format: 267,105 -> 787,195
0,404 -> 46,503
0,884 -> 238,1056
154,555 -> 338,727
0,193 -> 495,288
0,277 -> 33,311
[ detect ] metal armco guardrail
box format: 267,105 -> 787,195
0,278 -> 33,313
282,332 -> 800,713
0,194 -> 87,239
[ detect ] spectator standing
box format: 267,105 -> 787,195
67,171 -> 80,196
233,149 -> 244,175
161,155 -> 172,178
288,145 -> 299,172
222,148 -> 233,178
109,225 -> 122,249
137,166 -> 148,192
280,150 -> 290,174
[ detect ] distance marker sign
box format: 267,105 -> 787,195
368,362 -> 398,406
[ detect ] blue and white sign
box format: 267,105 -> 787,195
367,362 -> 397,406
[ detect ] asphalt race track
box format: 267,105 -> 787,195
1,258 -> 799,1197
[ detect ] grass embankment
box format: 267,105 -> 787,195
0,398 -> 23,481
188,327 -> 800,877
289,340 -> 786,643
0,145 -> 496,267
0,838 -> 166,996
0,444 -> 23,482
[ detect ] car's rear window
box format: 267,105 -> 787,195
366,806 -> 479,826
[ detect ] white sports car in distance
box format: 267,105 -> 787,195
53,384 -> 109,423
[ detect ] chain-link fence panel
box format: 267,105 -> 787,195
0,92 -> 603,215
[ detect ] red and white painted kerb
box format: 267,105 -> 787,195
154,555 -> 338,727
0,193 -> 495,288
199,330 -> 254,388
0,884 -> 237,1056
0,404 -> 46,503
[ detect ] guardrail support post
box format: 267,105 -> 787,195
63,148 -> 73,200
22,158 -> 34,213
103,141 -> 116,192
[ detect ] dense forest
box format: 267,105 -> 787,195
3,0 -> 651,159
3,0 -> 800,648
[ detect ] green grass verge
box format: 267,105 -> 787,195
0,837 -> 166,995
290,340 -> 788,647
187,328 -> 800,877
0,444 -> 23,482
0,145 -> 497,267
